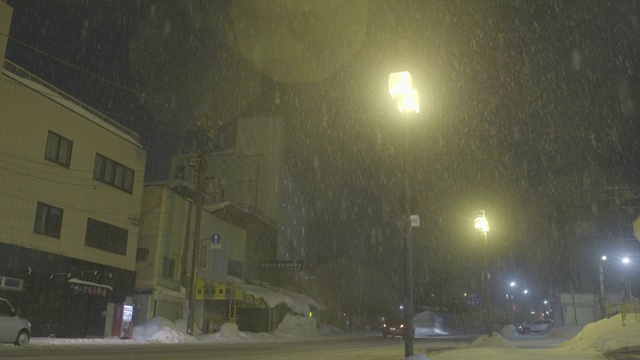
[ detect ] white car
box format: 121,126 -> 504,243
517,319 -> 553,334
0,297 -> 31,345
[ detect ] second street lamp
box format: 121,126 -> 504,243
388,71 -> 420,358
474,210 -> 492,337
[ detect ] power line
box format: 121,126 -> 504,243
1,31 -> 190,120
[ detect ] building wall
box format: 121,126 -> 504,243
0,33 -> 144,336
0,1 -> 11,64
134,185 -> 248,324
0,69 -> 146,271
169,117 -> 284,224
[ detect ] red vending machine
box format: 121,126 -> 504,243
112,303 -> 134,339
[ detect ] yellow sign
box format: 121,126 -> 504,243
196,278 -> 205,300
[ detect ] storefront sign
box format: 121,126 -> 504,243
261,260 -> 303,271
69,283 -> 110,297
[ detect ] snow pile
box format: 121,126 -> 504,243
499,324 -> 517,337
274,313 -> 318,337
563,314 -> 640,353
210,322 -> 250,340
468,333 -> 515,348
407,355 -> 431,360
133,317 -> 196,343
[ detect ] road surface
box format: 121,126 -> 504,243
0,335 -> 474,360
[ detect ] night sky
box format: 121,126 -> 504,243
5,0 -> 640,315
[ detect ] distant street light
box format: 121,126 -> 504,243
389,71 -> 420,358
474,210 -> 492,337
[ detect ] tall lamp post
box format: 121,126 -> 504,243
508,281 -> 516,324
599,255 -> 607,319
389,71 -> 420,358
474,210 -> 492,337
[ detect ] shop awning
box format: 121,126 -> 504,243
228,282 -> 326,315
68,278 -> 112,297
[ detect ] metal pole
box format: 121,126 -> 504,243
599,264 -> 606,319
483,231 -> 492,337
403,126 -> 414,358
187,123 -> 208,336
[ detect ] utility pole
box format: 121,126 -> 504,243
187,121 -> 211,336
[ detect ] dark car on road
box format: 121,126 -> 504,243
380,318 -> 405,338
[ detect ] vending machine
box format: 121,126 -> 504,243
112,303 -> 134,339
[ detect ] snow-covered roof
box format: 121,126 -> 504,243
2,60 -> 143,148
229,281 -> 325,315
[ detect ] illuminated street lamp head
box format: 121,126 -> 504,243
601,255 -> 607,261
389,71 -> 420,114
623,257 -> 630,264
510,282 -> 516,287
389,71 -> 413,98
474,213 -> 489,233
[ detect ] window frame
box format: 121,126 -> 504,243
33,202 -> 63,238
85,217 -> 128,255
44,131 -> 73,167
93,153 -> 135,193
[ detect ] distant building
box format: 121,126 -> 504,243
135,184 -> 322,333
169,117 -> 311,292
0,0 -> 146,338
134,184 -> 249,332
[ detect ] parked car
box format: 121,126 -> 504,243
380,318 -> 405,338
517,319 -> 553,334
0,297 -> 31,345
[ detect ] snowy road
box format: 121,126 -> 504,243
0,336 -> 472,360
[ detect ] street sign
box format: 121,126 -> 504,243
466,293 -> 481,305
410,215 -> 420,227
210,233 -> 222,249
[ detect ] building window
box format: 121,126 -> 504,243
162,257 -> 175,279
33,202 -> 63,238
93,153 -> 135,193
136,248 -> 149,262
0,276 -> 23,291
211,250 -> 226,275
85,218 -> 128,255
228,259 -> 244,279
199,244 -> 208,269
44,131 -> 72,167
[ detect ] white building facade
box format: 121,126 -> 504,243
0,0 -> 146,338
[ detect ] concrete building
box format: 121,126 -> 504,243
169,117 -> 310,291
134,184 -> 248,332
134,184 -> 321,334
0,0 -> 146,338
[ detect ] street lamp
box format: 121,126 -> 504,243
599,255 -> 607,319
622,256 -> 632,300
474,210 -> 492,337
389,71 -> 420,358
508,282 -> 516,324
